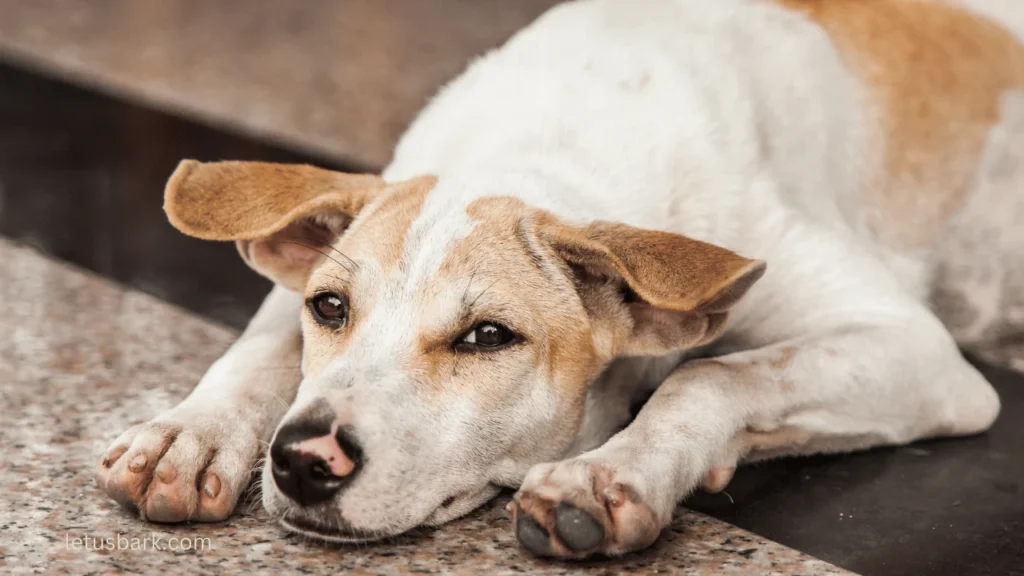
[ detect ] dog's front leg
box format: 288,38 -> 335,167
511,322 -> 1001,558
95,286 -> 303,522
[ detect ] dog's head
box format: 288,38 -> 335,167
165,160 -> 764,540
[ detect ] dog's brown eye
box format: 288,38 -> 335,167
456,322 -> 518,351
309,293 -> 348,326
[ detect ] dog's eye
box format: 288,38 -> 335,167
456,322 -> 518,351
309,293 -> 348,326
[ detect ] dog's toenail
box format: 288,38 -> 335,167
605,490 -> 622,507
516,515 -> 552,556
202,473 -> 221,499
103,447 -> 127,467
554,503 -> 604,552
129,454 -> 148,472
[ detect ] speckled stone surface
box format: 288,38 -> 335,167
0,238 -> 854,575
0,0 -> 563,169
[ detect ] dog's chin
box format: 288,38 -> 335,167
276,484 -> 502,543
421,483 -> 503,526
278,515 -> 385,543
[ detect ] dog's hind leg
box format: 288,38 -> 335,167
933,90 -> 1024,372
95,285 -> 303,523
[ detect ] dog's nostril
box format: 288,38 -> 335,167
309,461 -> 332,479
272,457 -> 291,475
269,420 -> 363,507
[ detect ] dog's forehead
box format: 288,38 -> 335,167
401,186 -> 483,285
337,181 -> 535,288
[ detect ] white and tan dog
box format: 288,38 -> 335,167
95,0 -> 1024,559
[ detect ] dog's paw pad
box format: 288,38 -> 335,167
511,460 -> 661,558
554,502 -> 604,552
515,514 -> 553,556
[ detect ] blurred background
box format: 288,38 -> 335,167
0,3 -> 1020,576
0,0 -> 561,327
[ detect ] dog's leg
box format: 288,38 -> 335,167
511,317 -> 1000,558
95,286 -> 303,522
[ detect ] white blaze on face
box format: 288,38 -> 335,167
402,188 -> 480,288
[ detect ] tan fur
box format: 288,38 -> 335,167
541,218 -> 766,313
164,160 -> 384,241
777,0 -> 1024,248
454,197 -> 604,403
350,184 -> 432,270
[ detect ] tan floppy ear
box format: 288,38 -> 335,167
164,160 -> 422,291
543,219 -> 766,356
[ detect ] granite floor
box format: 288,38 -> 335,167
0,10 -> 1022,575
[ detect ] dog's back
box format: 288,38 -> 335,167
769,0 -> 1024,367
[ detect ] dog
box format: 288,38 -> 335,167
95,0 -> 1024,559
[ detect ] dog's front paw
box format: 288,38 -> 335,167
510,458 -> 662,559
95,409 -> 260,523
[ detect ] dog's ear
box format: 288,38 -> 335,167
542,219 -> 765,356
164,160 -> 432,291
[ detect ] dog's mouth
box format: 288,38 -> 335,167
279,513 -> 386,543
277,485 -> 502,543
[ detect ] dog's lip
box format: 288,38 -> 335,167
278,514 -> 388,543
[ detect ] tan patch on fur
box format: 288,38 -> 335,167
410,197 -> 602,411
776,0 -> 1024,248
346,180 -> 432,269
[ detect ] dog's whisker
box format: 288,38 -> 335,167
262,392 -> 292,412
280,240 -> 355,274
295,222 -> 360,270
467,279 -> 500,310
460,269 -> 479,308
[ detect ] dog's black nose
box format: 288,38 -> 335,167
269,419 -> 362,507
